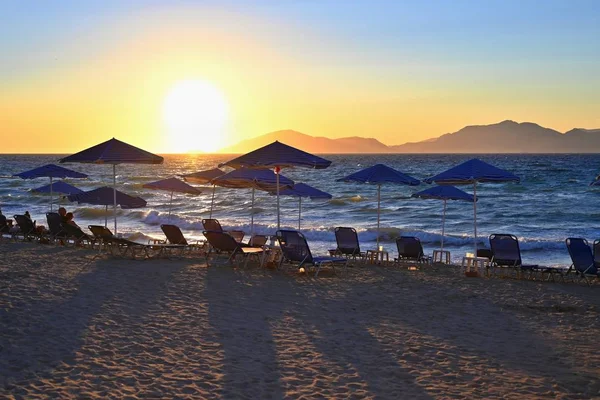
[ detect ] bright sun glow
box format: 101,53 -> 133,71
162,80 -> 229,153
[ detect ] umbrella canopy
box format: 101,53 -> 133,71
15,164 -> 88,211
181,168 -> 225,218
412,185 -> 476,252
68,186 -> 147,208
212,168 -> 294,236
424,158 -> 520,255
59,138 -> 163,233
59,138 -> 163,165
32,181 -> 84,195
219,141 -> 331,229
276,183 -> 332,229
182,168 -> 225,184
143,177 -> 201,216
219,141 -> 331,170
338,164 -> 420,248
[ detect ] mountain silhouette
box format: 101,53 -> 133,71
222,121 -> 600,154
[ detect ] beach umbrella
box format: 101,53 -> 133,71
68,186 -> 147,228
143,177 -> 201,216
32,181 -> 84,207
59,138 -> 163,233
181,168 -> 225,218
338,164 -> 420,248
219,141 -> 331,229
412,185 -> 476,252
424,158 -> 520,255
212,168 -> 294,237
14,164 -> 88,212
275,183 -> 332,229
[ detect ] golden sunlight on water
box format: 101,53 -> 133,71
162,79 -> 229,153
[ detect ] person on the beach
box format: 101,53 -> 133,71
58,207 -> 68,223
65,212 -> 79,228
24,210 -> 32,220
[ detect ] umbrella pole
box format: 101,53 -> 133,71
298,197 -> 301,230
251,187 -> 255,239
50,177 -> 53,212
168,191 -> 173,216
209,185 -> 216,219
441,199 -> 446,252
377,184 -> 381,249
113,164 -> 117,234
276,168 -> 280,230
473,182 -> 477,256
105,205 -> 108,228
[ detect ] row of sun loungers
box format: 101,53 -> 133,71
3,214 -> 599,283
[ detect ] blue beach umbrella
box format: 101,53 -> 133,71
276,183 -> 332,229
59,138 -> 163,233
32,181 -> 84,208
15,164 -> 88,212
212,168 -> 294,236
424,158 -> 520,255
412,185 -> 476,252
182,168 -> 226,218
219,141 -> 332,229
338,164 -> 420,248
143,177 -> 201,216
68,186 -> 147,228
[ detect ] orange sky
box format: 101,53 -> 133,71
1,4 -> 598,153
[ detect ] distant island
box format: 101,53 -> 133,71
222,120 -> 600,154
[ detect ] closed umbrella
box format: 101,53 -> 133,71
14,164 -> 87,211
181,168 -> 225,218
424,158 -> 520,255
59,138 -> 163,233
212,168 -> 294,237
219,141 -> 331,229
338,164 -> 420,248
412,185 -> 476,252
275,183 -> 332,229
68,186 -> 147,228
143,177 -> 201,216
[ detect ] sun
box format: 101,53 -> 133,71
162,80 -> 229,153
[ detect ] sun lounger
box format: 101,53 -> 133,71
88,225 -> 183,259
60,223 -> 96,247
566,238 -> 599,285
0,214 -> 10,239
202,218 -> 245,243
160,224 -> 206,252
203,230 -> 258,267
276,229 -> 347,277
13,214 -> 45,242
46,212 -> 68,243
489,234 -> 562,280
394,236 -> 432,264
331,227 -> 365,260
249,234 -> 268,247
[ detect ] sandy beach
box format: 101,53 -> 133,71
1,241 -> 599,399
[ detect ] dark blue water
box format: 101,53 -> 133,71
2,154 -> 599,266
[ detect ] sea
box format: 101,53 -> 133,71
1,153 -> 599,267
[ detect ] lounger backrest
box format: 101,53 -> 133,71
489,234 -> 521,266
202,219 -> 223,232
161,224 -> 188,245
88,225 -> 114,239
203,230 -> 240,252
229,230 -> 245,243
276,230 -> 313,263
335,227 -> 361,255
0,214 -> 9,233
566,238 -> 597,275
396,236 -> 423,259
46,212 -> 64,236
61,223 -> 88,241
594,240 -> 600,269
14,214 -> 35,234
249,235 -> 267,247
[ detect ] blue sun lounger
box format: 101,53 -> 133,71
276,229 -> 347,277
566,238 -> 599,285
